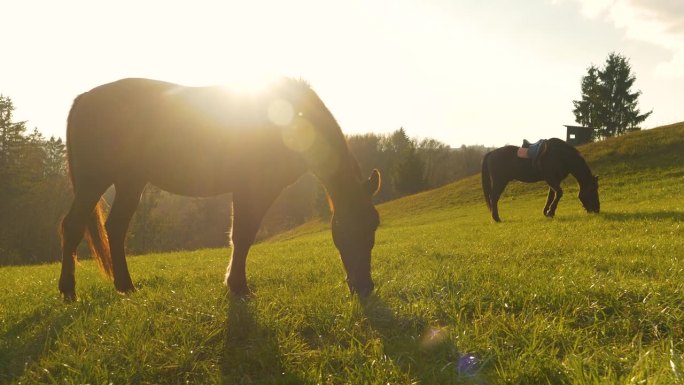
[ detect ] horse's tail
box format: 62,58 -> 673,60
84,202 -> 113,279
64,96 -> 114,279
481,152 -> 492,211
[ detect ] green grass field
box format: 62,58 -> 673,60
1,123 -> 683,384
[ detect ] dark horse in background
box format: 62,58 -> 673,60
59,77 -> 381,301
481,138 -> 599,222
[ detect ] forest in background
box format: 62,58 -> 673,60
0,95 -> 490,266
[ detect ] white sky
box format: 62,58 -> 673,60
2,0 -> 683,147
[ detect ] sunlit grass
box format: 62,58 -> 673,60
1,123 -> 683,384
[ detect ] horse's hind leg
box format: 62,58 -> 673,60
106,181 -> 145,293
490,182 -> 507,222
59,184 -> 109,301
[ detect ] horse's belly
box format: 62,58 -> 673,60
142,151 -> 244,197
515,174 -> 544,183
143,147 -> 306,197
148,170 -> 236,197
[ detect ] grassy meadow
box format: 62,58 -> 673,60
1,122 -> 683,384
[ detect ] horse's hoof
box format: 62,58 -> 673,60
230,286 -> 252,298
114,280 -> 136,294
227,283 -> 252,299
62,291 -> 77,303
116,287 -> 137,295
225,275 -> 251,297
59,277 -> 76,302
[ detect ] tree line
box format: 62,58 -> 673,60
0,96 -> 70,265
0,96 -> 490,266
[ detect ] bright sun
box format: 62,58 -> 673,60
217,71 -> 281,94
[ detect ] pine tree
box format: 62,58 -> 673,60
572,53 -> 652,140
572,65 -> 601,130
0,96 -> 71,265
386,128 -> 425,195
0,96 -> 28,263
0,96 -> 27,178
44,136 -> 67,177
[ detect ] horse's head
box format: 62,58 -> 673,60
331,169 -> 381,297
579,175 -> 600,213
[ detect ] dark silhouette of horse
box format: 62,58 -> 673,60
481,138 -> 599,222
59,78 -> 381,301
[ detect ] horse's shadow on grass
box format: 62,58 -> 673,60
360,295 -> 481,384
220,293 -> 484,384
0,302 -> 78,383
220,296 -> 303,385
599,210 -> 684,222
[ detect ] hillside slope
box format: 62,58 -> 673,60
384,121 -> 682,217
277,121 -> 684,237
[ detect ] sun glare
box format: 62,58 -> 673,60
281,116 -> 316,153
216,71 -> 281,95
267,99 -> 294,126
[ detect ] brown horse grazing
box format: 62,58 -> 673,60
59,77 -> 381,301
481,138 -> 599,222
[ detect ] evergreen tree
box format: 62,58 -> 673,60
0,96 -> 71,265
572,53 -> 652,140
44,136 -> 67,176
572,65 -> 601,130
0,96 -> 27,180
0,96 -> 28,263
385,128 -> 425,195
395,149 -> 425,195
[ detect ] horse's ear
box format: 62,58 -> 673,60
365,169 -> 381,196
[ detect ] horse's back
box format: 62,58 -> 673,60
68,78 -> 189,144
67,79 -> 194,186
66,78 -> 307,196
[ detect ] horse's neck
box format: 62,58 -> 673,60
569,156 -> 593,186
317,155 -> 362,210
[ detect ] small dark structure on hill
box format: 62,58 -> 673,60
564,125 -> 593,146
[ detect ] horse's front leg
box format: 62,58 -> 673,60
545,183 -> 563,218
225,189 -> 281,297
543,188 -> 555,216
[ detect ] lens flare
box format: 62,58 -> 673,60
420,325 -> 448,349
281,117 -> 315,153
268,99 -> 294,127
457,353 -> 480,376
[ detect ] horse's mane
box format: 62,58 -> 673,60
546,138 -> 595,184
274,78 -> 366,214
547,137 -> 580,156
272,77 -> 312,93
280,78 -> 361,180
